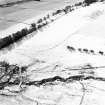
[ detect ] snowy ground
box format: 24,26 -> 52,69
0,0 -> 83,32
1,2 -> 105,66
0,1 -> 105,105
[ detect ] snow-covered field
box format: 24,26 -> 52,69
0,1 -> 105,105
0,0 -> 83,32
1,2 -> 105,66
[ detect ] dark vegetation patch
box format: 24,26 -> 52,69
0,61 -> 28,90
84,0 -> 103,6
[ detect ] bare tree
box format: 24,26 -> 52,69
78,48 -> 83,53
90,50 -> 95,54
84,0 -> 97,5
83,48 -> 88,54
67,46 -> 76,52
98,51 -> 104,55
0,61 -> 27,91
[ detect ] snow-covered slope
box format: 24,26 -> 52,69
0,0 -> 82,32
1,2 -> 105,105
0,2 -> 105,67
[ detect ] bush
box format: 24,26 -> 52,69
90,50 -> 95,54
30,23 -> 37,31
21,28 -> 28,36
67,46 -> 75,52
12,28 -> 29,42
0,61 -> 14,89
43,17 -> 47,21
75,2 -> 82,6
37,24 -> 42,29
98,51 -> 104,55
0,61 -> 28,90
56,10 -> 62,14
46,14 -> 50,19
37,19 -> 43,24
0,35 -> 13,49
83,48 -> 88,53
78,48 -> 82,52
84,0 -> 97,5
65,6 -> 71,12
12,31 -> 22,42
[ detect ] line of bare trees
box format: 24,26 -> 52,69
67,46 -> 105,56
84,0 -> 104,6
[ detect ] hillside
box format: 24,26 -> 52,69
0,1 -> 105,105
0,0 -> 83,32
